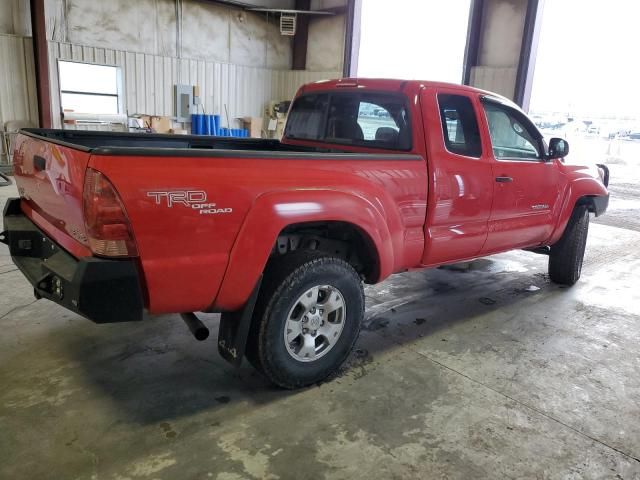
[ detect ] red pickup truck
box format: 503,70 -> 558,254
2,79 -> 609,388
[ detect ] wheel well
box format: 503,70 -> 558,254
272,221 -> 380,283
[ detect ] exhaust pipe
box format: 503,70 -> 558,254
181,313 -> 209,341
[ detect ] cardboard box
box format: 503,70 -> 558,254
150,116 -> 172,134
240,117 -> 263,138
135,115 -> 172,133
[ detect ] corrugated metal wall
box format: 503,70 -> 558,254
48,41 -> 340,128
0,34 -> 38,162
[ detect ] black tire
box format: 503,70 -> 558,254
245,250 -> 364,389
548,205 -> 590,285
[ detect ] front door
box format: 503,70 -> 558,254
421,89 -> 494,266
480,99 -> 563,254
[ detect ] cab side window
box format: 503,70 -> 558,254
482,101 -> 542,161
437,94 -> 482,158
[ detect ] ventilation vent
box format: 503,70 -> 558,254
280,13 -> 297,35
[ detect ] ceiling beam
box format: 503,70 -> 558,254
198,0 -> 335,15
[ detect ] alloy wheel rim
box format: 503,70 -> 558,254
284,285 -> 346,362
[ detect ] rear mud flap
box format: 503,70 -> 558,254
217,276 -> 262,367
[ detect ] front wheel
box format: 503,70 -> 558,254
246,250 -> 364,389
548,205 -> 590,285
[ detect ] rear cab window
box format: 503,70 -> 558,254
285,92 -> 412,151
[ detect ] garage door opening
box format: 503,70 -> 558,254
356,0 -> 471,83
529,0 -> 640,231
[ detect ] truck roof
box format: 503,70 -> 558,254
300,77 -> 517,108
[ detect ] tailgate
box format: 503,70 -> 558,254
12,132 -> 92,257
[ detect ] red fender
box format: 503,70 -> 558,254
213,189 -> 395,311
547,176 -> 608,245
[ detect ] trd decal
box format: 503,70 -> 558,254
146,190 -> 233,215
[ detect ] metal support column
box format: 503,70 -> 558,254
30,0 -> 52,128
462,0 -> 544,111
514,0 -> 545,111
292,0 -> 311,70
342,0 -> 361,77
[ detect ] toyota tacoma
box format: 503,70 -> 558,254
1,79 -> 610,388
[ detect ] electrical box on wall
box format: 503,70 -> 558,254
174,84 -> 193,122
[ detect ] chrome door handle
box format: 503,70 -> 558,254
495,176 -> 513,183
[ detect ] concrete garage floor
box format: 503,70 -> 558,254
1,181 -> 639,480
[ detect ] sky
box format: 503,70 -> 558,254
357,0 -> 640,117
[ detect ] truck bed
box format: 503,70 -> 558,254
22,128 -> 421,160
21,128 -> 327,155
10,127 -> 425,314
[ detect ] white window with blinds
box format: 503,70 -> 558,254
58,60 -> 123,115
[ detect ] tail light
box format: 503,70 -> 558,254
83,168 -> 138,257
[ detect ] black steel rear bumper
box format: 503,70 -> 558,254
1,198 -> 144,323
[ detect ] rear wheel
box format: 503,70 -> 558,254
548,205 -> 590,285
246,250 -> 364,389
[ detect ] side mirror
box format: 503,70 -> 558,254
547,138 -> 569,159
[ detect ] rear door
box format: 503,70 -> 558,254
420,88 -> 494,266
12,133 -> 92,256
479,98 -> 562,253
